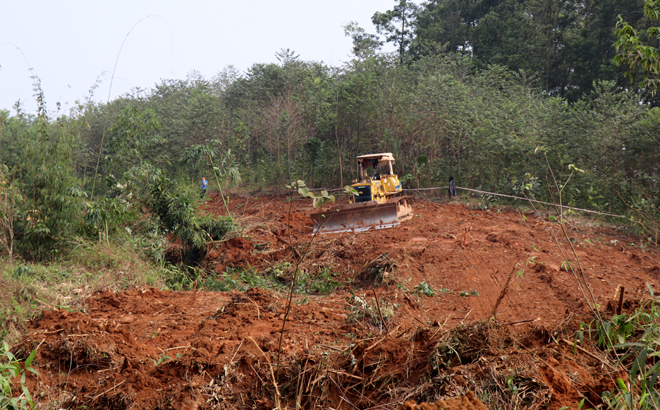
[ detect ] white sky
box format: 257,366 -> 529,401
0,0 -> 398,114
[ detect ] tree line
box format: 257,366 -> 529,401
0,0 -> 659,261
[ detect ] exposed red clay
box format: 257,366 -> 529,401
16,192 -> 659,409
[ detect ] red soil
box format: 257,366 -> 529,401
401,391 -> 488,410
16,192 -> 660,409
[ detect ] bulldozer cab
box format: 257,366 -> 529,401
352,153 -> 402,203
356,153 -> 395,182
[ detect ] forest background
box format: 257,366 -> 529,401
0,0 -> 659,265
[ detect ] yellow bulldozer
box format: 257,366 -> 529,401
310,153 -> 413,234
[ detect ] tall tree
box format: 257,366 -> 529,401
372,0 -> 419,65
343,22 -> 383,59
410,0 -> 479,57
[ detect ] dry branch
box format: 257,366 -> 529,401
617,286 -> 625,315
489,264 -> 518,320
248,337 -> 282,409
560,338 -> 616,371
371,289 -> 388,333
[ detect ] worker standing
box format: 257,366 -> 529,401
200,176 -> 208,199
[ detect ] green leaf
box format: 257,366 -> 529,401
617,377 -> 628,392
615,342 -> 646,349
631,347 -> 648,380
21,384 -> 32,404
25,348 -> 36,368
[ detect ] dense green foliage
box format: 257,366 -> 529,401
615,0 -> 660,94
0,80 -> 234,262
379,0 -> 650,101
0,0 -> 659,262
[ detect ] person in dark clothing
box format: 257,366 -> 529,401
200,176 -> 208,198
449,176 -> 456,197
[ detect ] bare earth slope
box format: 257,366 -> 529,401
16,193 -> 660,409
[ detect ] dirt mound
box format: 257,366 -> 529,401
277,208 -> 314,233
401,392 -> 488,410
21,292 -> 619,409
212,287 -> 279,319
208,236 -> 257,273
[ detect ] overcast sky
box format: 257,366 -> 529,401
0,0 -> 398,114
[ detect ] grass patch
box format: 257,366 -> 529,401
295,266 -> 344,295
201,266 -> 285,292
198,264 -> 346,295
0,241 -> 169,343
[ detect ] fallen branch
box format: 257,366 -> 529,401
371,289 -> 388,333
318,344 -> 345,353
164,344 -> 191,352
295,348 -> 310,410
33,298 -> 63,310
229,340 -> 243,364
560,338 -> 616,371
327,369 -> 363,380
364,336 -> 387,352
328,375 -> 360,410
459,309 -> 472,325
91,379 -> 126,401
503,318 -> 538,326
153,305 -> 173,316
245,296 -> 261,320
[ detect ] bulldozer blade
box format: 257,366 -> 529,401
311,197 -> 413,234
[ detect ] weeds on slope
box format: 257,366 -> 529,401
579,285 -> 660,410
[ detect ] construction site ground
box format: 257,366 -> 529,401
17,192 -> 660,409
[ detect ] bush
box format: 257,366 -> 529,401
149,176 -> 233,252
